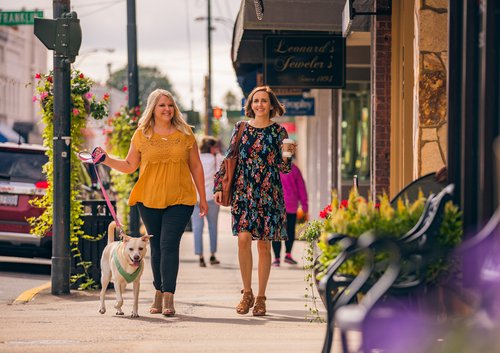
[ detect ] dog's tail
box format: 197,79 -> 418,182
107,221 -> 117,245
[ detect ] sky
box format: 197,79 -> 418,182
1,0 -> 243,112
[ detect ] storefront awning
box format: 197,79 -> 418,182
232,0 -> 372,93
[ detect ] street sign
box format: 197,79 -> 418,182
0,11 -> 43,26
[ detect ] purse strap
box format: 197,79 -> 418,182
230,121 -> 246,157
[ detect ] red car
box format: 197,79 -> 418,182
0,142 -> 112,258
0,142 -> 50,257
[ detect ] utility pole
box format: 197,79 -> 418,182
205,0 -> 212,135
127,0 -> 140,236
51,0 -> 71,295
34,0 -> 82,294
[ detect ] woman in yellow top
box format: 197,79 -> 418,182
96,89 -> 208,317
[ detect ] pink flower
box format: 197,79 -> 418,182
103,93 -> 110,101
72,108 -> 80,116
85,92 -> 93,100
40,92 -> 49,100
35,73 -> 41,79
122,86 -> 128,92
32,95 -> 38,102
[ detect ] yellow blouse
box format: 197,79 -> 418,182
128,128 -> 197,208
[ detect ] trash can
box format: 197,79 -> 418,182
71,200 -> 115,289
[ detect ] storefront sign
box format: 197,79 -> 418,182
242,96 -> 315,116
264,35 -> 345,88
280,97 -> 315,116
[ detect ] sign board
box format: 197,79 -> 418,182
264,35 -> 345,89
0,11 -> 43,26
242,96 -> 315,116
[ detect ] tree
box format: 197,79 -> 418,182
106,65 -> 183,109
223,90 -> 240,110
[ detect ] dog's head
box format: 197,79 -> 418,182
122,234 -> 152,267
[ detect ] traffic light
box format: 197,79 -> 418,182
34,12 -> 82,63
212,106 -> 223,119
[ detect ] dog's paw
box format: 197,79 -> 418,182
131,312 -> 139,318
99,308 -> 106,314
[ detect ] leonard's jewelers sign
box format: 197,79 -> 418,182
264,35 -> 345,88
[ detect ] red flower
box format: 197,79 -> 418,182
79,73 -> 84,78
340,199 -> 348,208
103,93 -> 110,101
122,86 -> 128,92
35,73 -> 41,79
47,76 -> 53,83
319,204 -> 332,219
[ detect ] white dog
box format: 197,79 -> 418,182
99,221 -> 151,317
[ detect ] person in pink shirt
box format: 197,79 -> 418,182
272,162 -> 309,266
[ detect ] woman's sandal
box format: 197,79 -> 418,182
253,296 -> 266,316
236,289 -> 255,314
150,290 -> 162,314
162,292 -> 175,317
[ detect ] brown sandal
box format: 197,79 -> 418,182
150,290 -> 162,314
236,289 -> 255,314
253,296 -> 266,316
162,292 -> 175,316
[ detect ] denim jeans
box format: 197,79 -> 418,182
137,203 -> 194,293
192,200 -> 220,255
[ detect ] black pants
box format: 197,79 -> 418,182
272,213 -> 297,258
137,203 -> 194,293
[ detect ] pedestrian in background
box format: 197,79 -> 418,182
192,136 -> 223,267
95,88 -> 208,317
272,162 -> 309,267
214,85 -> 295,316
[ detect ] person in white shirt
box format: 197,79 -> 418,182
192,136 -> 224,267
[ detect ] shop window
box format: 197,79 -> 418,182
341,90 -> 370,182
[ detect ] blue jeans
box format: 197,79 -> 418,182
192,200 -> 220,255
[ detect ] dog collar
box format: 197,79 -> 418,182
112,247 -> 143,283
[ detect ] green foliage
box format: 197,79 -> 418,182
298,220 -> 324,322
29,70 -> 109,290
301,188 -> 463,288
104,105 -> 140,229
106,65 -> 181,109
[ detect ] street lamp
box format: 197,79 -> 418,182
73,47 -> 115,67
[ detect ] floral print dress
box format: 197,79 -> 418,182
214,121 -> 292,240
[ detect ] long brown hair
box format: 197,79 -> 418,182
244,86 -> 286,118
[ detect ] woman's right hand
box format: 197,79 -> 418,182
214,191 -> 222,205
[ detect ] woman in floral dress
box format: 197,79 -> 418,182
214,86 -> 295,316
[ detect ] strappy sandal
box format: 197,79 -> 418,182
150,290 -> 162,314
162,292 -> 175,317
236,289 -> 255,314
253,296 -> 266,316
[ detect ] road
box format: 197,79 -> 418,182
0,256 -> 50,304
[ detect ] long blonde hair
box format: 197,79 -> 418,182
138,89 -> 192,137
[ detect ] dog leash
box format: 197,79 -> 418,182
77,148 -> 125,237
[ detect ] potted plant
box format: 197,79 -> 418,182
300,188 -> 463,309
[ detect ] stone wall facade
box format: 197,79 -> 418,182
414,0 -> 448,176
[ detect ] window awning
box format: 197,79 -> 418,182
231,0 -> 372,94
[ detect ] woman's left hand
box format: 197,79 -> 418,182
199,199 -> 209,217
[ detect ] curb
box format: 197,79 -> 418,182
13,281 -> 51,304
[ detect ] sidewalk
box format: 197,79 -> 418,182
0,208 -> 333,353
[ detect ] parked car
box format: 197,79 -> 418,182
0,142 -> 113,258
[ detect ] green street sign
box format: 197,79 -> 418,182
0,11 -> 44,26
